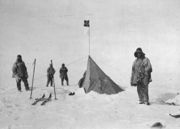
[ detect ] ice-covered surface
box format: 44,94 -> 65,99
166,94 -> 180,106
0,0 -> 180,128
0,85 -> 180,129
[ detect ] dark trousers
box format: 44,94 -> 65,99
16,77 -> 29,91
61,76 -> 69,86
46,76 -> 54,87
137,83 -> 149,103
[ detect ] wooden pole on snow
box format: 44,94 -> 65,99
30,59 -> 36,99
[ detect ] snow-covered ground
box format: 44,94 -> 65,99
0,0 -> 180,129
0,85 -> 180,129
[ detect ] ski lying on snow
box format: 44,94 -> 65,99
41,93 -> 52,106
32,94 -> 45,105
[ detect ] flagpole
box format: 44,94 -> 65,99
89,25 -> 90,56
84,20 -> 90,56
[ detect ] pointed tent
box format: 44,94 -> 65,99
82,56 -> 123,94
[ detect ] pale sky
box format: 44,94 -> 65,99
0,0 -> 180,89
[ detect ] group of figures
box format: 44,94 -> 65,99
12,55 -> 69,92
46,63 -> 69,87
12,47 -> 152,105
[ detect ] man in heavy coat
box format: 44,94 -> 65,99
131,48 -> 152,105
59,63 -> 69,86
46,64 -> 55,87
12,55 -> 30,91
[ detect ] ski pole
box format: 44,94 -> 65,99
53,77 -> 57,100
30,59 -> 36,99
51,60 -> 57,100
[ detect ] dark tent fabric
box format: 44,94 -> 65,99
82,56 -> 123,94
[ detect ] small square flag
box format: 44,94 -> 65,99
84,20 -> 90,27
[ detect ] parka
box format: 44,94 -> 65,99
131,57 -> 152,86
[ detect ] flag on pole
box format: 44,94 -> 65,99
83,20 -> 90,55
84,20 -> 90,27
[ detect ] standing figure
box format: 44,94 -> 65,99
131,48 -> 152,105
59,63 -> 69,86
12,55 -> 30,92
46,64 -> 55,87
